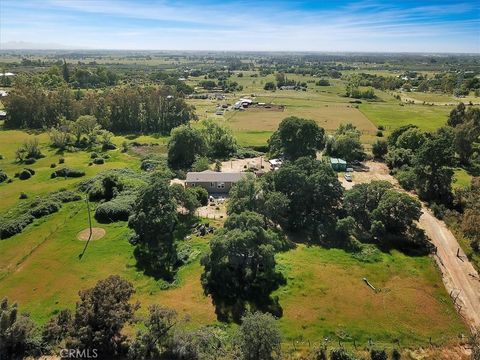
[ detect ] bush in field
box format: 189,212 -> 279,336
94,195 -> 135,223
19,169 -> 32,180
15,138 -> 43,162
50,163 -> 57,168
93,157 -> 105,164
0,170 -> 8,183
19,192 -> 28,199
372,139 -> 388,159
30,199 -> 61,218
24,157 -> 36,165
331,349 -> 358,360
0,213 -> 34,239
51,167 -> 85,178
59,157 -> 65,164
49,189 -> 82,203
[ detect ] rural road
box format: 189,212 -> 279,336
340,161 -> 480,330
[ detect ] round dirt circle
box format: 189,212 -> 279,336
77,227 -> 106,241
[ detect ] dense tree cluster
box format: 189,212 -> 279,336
4,77 -> 196,134
385,124 -> 456,206
342,181 -> 426,251
325,123 -> 366,162
268,116 -> 325,159
168,120 -> 237,169
201,211 -> 286,322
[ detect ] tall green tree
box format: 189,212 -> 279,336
68,276 -> 137,358
201,212 -> 285,322
167,125 -> 207,169
129,174 -> 179,280
272,116 -> 325,160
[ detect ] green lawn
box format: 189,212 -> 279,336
453,168 -> 473,189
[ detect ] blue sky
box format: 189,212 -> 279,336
1,0 -> 479,52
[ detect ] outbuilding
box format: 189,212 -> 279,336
330,157 -> 347,172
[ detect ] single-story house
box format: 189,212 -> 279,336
330,158 -> 347,172
185,170 -> 248,194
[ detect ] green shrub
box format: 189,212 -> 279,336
371,349 -> 387,360
102,143 -> 116,150
140,155 -> 167,171
30,200 -> 60,218
90,152 -> 98,159
94,195 -> 135,223
396,168 -> 415,191
51,167 -> 85,178
59,158 -> 65,164
19,192 -> 28,199
25,168 -> 35,175
0,154 -> 3,159
50,163 -> 57,168
50,189 -> 82,203
93,157 -> 105,164
24,157 -> 36,165
189,186 -> 208,206
331,349 -> 358,360
0,213 -> 34,239
0,170 -> 8,183
18,169 -> 32,180
376,130 -> 383,137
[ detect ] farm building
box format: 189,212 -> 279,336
330,158 -> 347,171
185,170 -> 247,194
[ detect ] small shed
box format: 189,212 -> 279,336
330,158 -> 347,172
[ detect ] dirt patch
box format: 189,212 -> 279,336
77,227 -> 106,241
221,156 -> 269,173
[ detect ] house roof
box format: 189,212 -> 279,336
186,171 -> 247,183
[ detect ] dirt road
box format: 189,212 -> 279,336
340,161 -> 480,330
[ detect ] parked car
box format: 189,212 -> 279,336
344,173 -> 353,182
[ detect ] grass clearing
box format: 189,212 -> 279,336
359,103 -> 453,132
275,245 -> 466,347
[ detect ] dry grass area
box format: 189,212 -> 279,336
225,104 -> 377,134
77,227 -> 106,241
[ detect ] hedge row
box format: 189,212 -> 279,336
51,167 -> 85,178
0,190 -> 82,240
94,194 -> 136,223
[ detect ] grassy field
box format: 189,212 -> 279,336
0,70 -> 472,350
0,202 -> 466,346
358,103 -> 453,132
275,245 -> 465,347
